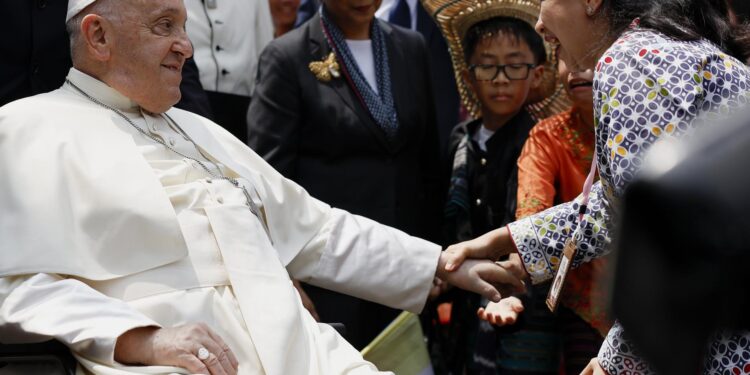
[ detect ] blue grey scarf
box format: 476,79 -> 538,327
320,8 -> 400,140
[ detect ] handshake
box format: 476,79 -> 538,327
433,226 -> 528,305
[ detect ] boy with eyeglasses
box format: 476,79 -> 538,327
441,16 -> 550,374
444,16 -> 545,261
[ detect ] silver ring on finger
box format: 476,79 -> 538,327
197,347 -> 211,361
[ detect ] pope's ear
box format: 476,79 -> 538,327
80,14 -> 112,62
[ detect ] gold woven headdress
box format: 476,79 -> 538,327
421,0 -> 570,120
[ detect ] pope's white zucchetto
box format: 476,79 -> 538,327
66,0 -> 99,22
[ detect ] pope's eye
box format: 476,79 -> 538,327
153,19 -> 174,35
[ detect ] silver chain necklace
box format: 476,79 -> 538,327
65,79 -> 272,240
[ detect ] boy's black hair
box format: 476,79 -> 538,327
462,17 -> 546,66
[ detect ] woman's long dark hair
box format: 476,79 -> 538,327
601,0 -> 750,61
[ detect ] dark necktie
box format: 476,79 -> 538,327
415,3 -> 434,37
388,0 -> 412,28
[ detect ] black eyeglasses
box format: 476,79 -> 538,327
468,63 -> 536,81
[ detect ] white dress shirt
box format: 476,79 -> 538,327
472,125 -> 496,152
185,0 -> 274,96
345,39 -> 379,94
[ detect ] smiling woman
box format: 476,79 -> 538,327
322,0 -> 382,39
442,0 -> 750,375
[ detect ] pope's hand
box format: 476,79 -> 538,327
477,296 -> 524,326
436,252 -> 525,303
293,279 -> 320,322
442,227 -> 517,272
115,324 -> 239,375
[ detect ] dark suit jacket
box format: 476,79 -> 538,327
414,4 -> 461,160
247,13 -> 443,349
0,0 -> 213,118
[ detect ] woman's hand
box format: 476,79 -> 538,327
115,324 -> 239,375
477,296 -> 525,326
580,358 -> 609,375
293,279 -> 320,321
436,254 -> 526,303
442,227 -> 517,272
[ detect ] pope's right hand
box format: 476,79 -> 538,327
115,324 -> 239,375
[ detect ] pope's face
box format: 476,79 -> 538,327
108,0 -> 193,113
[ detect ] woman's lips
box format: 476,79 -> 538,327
490,94 -> 513,101
568,81 -> 593,94
353,4 -> 372,12
544,33 -> 559,44
569,80 -> 592,89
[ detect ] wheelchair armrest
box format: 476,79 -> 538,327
326,322 -> 347,339
0,340 -> 76,375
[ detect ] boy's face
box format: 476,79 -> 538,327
464,33 -> 544,119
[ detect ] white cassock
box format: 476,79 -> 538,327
0,69 -> 441,375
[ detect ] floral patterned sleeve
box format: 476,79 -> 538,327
507,27 -> 750,285
508,181 -> 609,284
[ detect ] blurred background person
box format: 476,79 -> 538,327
270,0 -> 302,37
613,107 -> 750,375
478,50 -> 612,374
247,0 -> 443,350
295,0 -> 321,27
376,0 -> 461,159
185,0 -> 274,140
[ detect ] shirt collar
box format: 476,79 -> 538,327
64,68 -> 141,113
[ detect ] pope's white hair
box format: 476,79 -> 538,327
65,0 -> 120,62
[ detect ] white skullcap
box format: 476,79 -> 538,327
66,0 -> 99,22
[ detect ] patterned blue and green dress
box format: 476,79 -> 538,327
507,21 -> 750,375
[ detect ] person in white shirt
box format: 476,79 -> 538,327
184,0 -> 274,141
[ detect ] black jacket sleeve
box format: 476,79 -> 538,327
175,57 -> 214,120
246,41 -> 302,179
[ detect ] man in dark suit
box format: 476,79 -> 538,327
247,0 -> 443,349
382,0 -> 461,160
0,0 -> 212,117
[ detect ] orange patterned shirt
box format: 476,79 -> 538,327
515,107 -> 612,336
